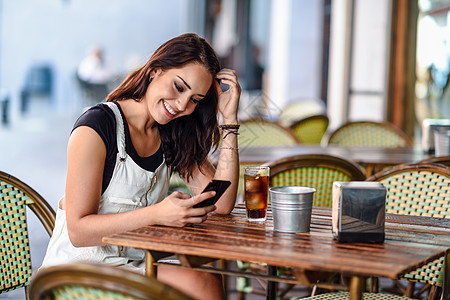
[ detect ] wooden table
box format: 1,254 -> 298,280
210,145 -> 431,176
103,206 -> 449,300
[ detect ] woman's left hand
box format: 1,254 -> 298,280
216,68 -> 241,123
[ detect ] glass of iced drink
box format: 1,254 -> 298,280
244,166 -> 270,222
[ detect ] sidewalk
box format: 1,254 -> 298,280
0,104 -> 79,299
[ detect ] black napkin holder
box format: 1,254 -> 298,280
332,181 -> 386,243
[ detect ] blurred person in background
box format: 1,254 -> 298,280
40,33 -> 241,300
77,46 -> 112,84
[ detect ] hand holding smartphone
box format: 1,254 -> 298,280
193,179 -> 231,208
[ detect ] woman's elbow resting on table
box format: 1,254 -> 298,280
214,195 -> 237,215
213,208 -> 233,215
214,203 -> 234,215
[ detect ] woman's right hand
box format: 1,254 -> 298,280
216,68 -> 240,124
152,190 -> 217,227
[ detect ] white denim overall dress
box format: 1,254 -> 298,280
41,102 -> 171,274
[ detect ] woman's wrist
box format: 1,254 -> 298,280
221,115 -> 238,125
219,123 -> 240,140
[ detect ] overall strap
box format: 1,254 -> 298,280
104,102 -> 126,160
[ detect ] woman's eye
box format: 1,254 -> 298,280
174,83 -> 183,92
191,98 -> 199,104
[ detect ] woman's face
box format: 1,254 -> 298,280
145,62 -> 213,125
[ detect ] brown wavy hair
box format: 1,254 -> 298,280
106,33 -> 221,179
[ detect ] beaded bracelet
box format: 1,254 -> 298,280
219,124 -> 240,130
221,146 -> 239,150
220,124 -> 240,139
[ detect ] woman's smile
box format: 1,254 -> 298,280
163,100 -> 177,117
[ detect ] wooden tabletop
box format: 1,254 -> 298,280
103,206 -> 449,280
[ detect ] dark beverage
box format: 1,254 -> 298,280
246,208 -> 267,219
244,167 -> 269,222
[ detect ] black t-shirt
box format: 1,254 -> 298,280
72,102 -> 164,193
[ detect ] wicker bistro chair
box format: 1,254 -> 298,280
297,165 -> 450,300
239,118 -> 301,147
366,163 -> 450,299
29,262 -> 194,300
0,170 -> 56,299
326,121 -> 413,148
301,163 -> 450,300
266,154 -> 367,207
303,163 -> 450,300
278,99 -> 326,127
290,114 -> 329,144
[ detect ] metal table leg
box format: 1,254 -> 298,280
266,266 -> 278,300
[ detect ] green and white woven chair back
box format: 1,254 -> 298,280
328,123 -> 410,147
401,257 -> 445,287
270,167 -> 353,207
380,170 -> 450,219
0,181 -> 33,293
379,169 -> 450,287
49,286 -> 136,300
239,121 -> 299,147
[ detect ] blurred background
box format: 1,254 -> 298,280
0,0 -> 449,299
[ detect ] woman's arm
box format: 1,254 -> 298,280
185,69 -> 241,214
213,69 -> 241,214
64,126 -> 216,247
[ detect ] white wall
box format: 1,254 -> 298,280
0,0 -> 195,120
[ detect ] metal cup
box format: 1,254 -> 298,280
269,186 -> 316,233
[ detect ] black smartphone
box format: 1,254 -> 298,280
193,179 -> 231,208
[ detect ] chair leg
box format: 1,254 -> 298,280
238,291 -> 246,300
405,281 -> 415,298
278,283 -> 295,298
25,285 -> 30,300
368,277 -> 379,292
427,285 -> 438,300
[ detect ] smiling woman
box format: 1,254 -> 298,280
146,63 -> 212,124
37,33 -> 241,300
